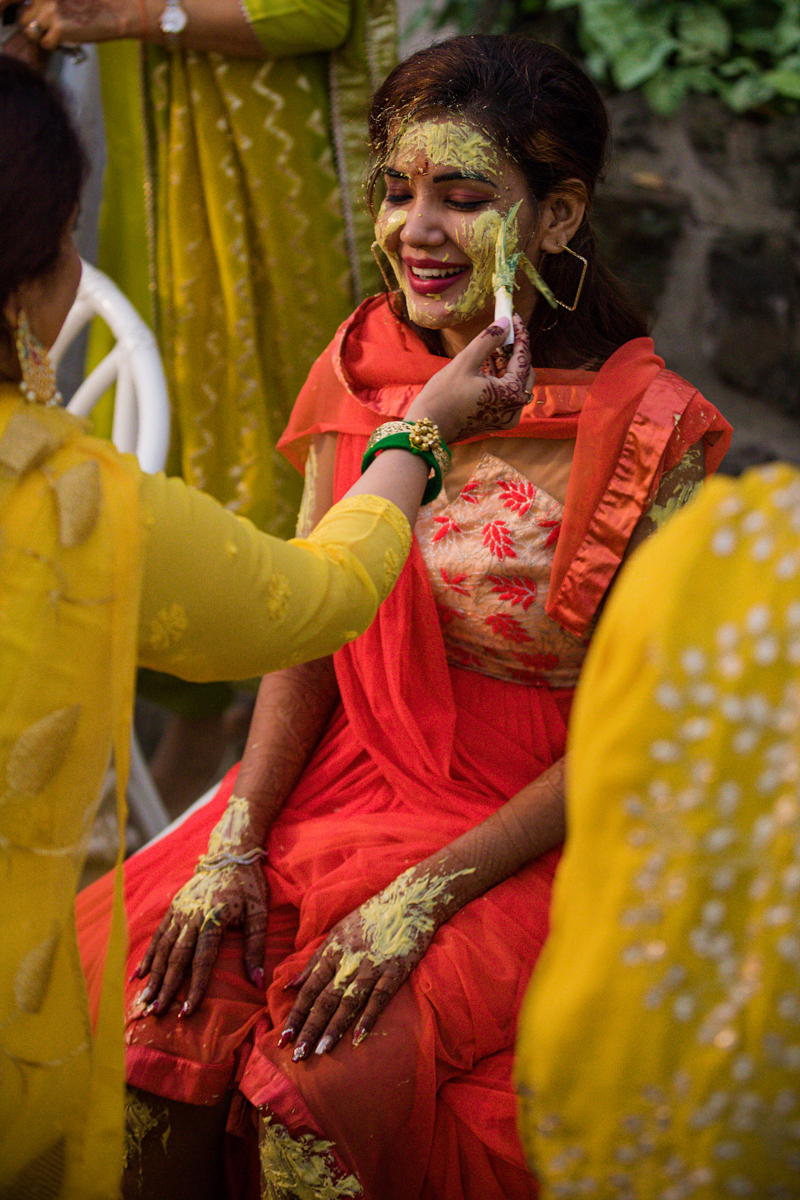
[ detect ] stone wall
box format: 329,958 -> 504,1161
595,92 -> 800,472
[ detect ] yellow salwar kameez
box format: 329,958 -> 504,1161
516,464 -> 800,1197
90,0 -> 394,538
0,382 -> 410,1197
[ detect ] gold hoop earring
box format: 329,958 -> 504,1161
553,244 -> 588,312
15,311 -> 61,406
371,242 -> 400,295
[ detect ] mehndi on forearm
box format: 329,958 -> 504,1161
217,658 -> 339,853
409,757 -> 567,923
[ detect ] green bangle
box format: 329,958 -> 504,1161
361,419 -> 451,506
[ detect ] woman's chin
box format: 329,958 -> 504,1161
405,295 -> 491,336
409,311 -> 450,330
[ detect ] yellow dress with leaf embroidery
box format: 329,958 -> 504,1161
90,0 -> 395,538
516,464 -> 800,1197
0,384 -> 410,1196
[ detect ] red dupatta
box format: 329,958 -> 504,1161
280,295 -> 732,638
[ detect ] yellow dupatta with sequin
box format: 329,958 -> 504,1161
90,0 -> 395,538
0,385 -> 140,1197
517,464 -> 800,1196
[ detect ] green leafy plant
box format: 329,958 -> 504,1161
407,0 -> 800,115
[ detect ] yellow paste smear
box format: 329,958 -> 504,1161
391,119 -> 503,181
259,1115 -> 362,1200
163,794 -> 259,930
123,1090 -> 170,1171
206,793 -> 253,855
647,445 -> 706,531
648,477 -> 703,530
330,865 -> 476,991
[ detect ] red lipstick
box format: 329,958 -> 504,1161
402,257 -> 470,295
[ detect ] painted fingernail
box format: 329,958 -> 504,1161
252,968 -> 265,990
278,1027 -> 296,1048
292,1042 -> 310,1062
136,989 -> 151,1007
315,1036 -> 333,1056
352,1027 -> 369,1047
129,967 -> 142,983
283,973 -> 303,991
143,1000 -> 161,1017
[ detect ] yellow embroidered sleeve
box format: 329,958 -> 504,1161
137,473 -> 411,680
239,0 -> 350,57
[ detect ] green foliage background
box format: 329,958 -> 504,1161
408,0 -> 800,115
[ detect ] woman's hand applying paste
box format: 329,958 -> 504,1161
403,314 -> 532,444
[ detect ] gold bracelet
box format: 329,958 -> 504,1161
365,419 -> 451,480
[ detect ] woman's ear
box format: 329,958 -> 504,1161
537,185 -> 586,255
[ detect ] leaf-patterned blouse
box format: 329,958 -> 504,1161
416,449 -> 587,689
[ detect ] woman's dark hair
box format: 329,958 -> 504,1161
368,34 -> 648,367
0,56 -> 86,352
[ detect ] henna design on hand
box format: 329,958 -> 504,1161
452,332 -> 533,442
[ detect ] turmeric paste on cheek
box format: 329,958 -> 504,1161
373,206 -> 406,289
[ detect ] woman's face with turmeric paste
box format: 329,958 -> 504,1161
373,117 -> 542,356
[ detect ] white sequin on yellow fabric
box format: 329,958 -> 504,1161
517,464 -> 800,1197
147,602 -> 188,652
259,1114 -> 362,1199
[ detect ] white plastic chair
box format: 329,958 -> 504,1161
50,260 -> 173,841
51,260 -> 170,473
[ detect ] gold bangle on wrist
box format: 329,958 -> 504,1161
362,418 -> 451,505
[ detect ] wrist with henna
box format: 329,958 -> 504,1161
201,793 -> 265,860
228,658 -> 339,845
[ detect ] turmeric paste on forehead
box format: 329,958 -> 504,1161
388,119 -> 502,180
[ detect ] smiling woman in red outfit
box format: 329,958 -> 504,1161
77,34 -> 732,1200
